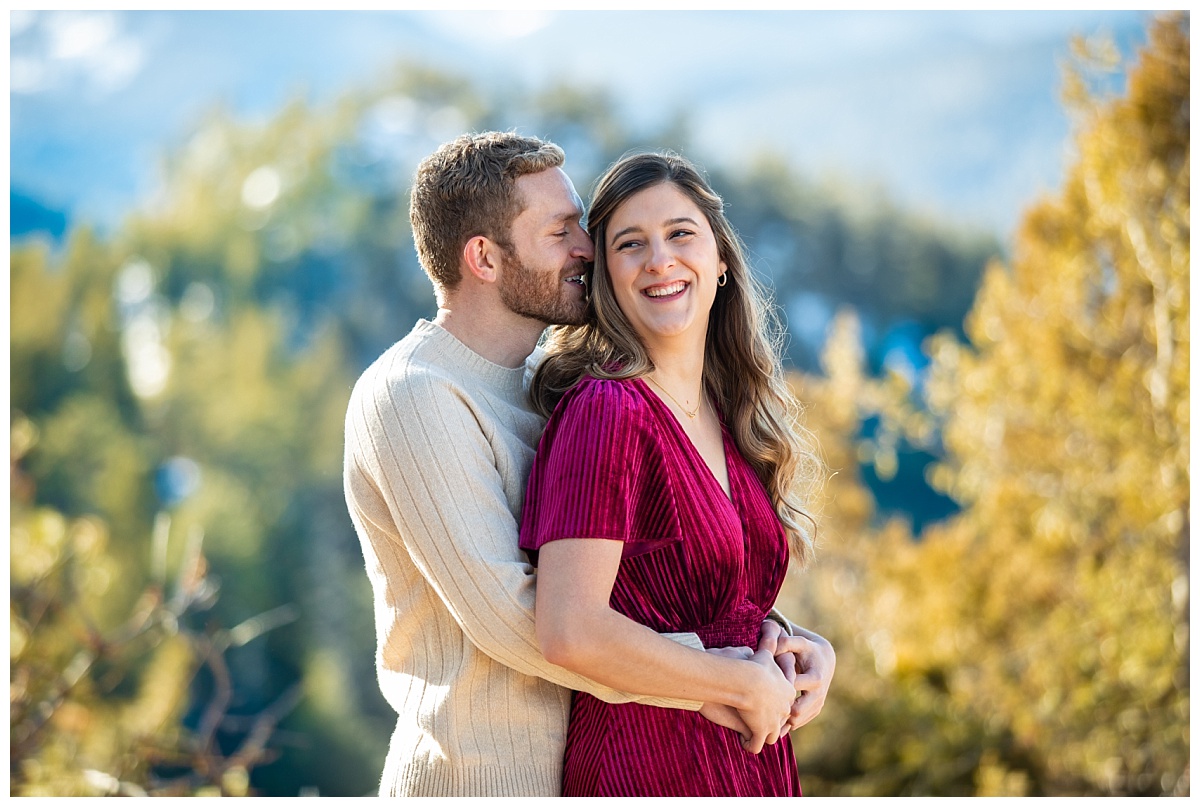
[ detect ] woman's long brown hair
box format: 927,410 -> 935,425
531,151 -> 823,565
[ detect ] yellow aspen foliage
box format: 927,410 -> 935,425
781,14 -> 1188,796
922,15 -> 1188,794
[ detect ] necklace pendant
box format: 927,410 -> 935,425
646,375 -> 701,420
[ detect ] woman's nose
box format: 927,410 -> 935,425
645,239 -> 675,273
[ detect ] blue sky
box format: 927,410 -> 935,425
10,9 -> 1151,239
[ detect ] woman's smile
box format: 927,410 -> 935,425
643,279 -> 689,299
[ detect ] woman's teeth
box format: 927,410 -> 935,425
645,281 -> 687,298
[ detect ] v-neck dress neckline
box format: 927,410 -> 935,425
632,376 -> 735,506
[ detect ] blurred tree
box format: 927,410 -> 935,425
716,154 -> 1002,373
10,415 -> 295,796
780,13 -> 1189,796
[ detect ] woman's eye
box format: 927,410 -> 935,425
670,229 -> 694,239
615,240 -> 640,251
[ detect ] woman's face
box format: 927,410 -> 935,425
602,181 -> 727,355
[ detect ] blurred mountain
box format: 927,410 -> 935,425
9,11 -> 448,227
10,10 -> 1150,238
10,188 -> 69,241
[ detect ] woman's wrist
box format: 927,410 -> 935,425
723,653 -> 775,711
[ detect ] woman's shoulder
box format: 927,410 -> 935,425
537,374 -> 668,471
546,375 -> 662,440
558,374 -> 650,414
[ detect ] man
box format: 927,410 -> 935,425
343,131 -> 833,796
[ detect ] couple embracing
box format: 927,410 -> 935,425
343,131 -> 834,797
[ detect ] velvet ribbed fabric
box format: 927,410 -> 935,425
519,376 -> 800,797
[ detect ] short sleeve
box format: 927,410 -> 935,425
519,377 -> 682,560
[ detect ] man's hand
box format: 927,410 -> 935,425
758,620 -> 836,733
698,702 -> 750,740
757,620 -> 793,684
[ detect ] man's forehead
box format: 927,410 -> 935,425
516,168 -> 583,220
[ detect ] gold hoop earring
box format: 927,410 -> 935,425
717,273 -> 728,287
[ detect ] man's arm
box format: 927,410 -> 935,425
347,369 -> 702,710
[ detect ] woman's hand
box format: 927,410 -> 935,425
757,620 -> 836,734
734,647 -> 798,754
698,646 -> 754,742
697,643 -> 793,753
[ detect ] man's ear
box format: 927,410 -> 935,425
462,235 -> 502,283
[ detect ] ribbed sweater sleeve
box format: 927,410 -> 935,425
346,334 -> 703,711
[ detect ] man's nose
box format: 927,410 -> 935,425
571,228 -> 595,262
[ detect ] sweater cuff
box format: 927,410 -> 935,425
661,631 -> 706,651
765,608 -> 793,635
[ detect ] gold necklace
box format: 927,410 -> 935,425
645,375 -> 702,419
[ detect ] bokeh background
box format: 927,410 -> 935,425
9,10 -> 1189,797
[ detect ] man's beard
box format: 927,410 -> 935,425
497,249 -> 589,327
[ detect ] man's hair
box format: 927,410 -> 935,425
409,131 -> 565,291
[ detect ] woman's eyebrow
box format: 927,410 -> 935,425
610,216 -> 700,244
609,225 -> 642,244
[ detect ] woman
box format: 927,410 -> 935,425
518,152 -> 826,796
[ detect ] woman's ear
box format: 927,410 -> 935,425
462,235 -> 502,283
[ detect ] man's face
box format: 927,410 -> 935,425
497,168 -> 594,327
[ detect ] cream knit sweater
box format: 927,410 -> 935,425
343,320 -> 704,797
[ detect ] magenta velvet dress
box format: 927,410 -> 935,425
519,375 -> 801,797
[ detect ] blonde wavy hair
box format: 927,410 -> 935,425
530,151 -> 823,565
